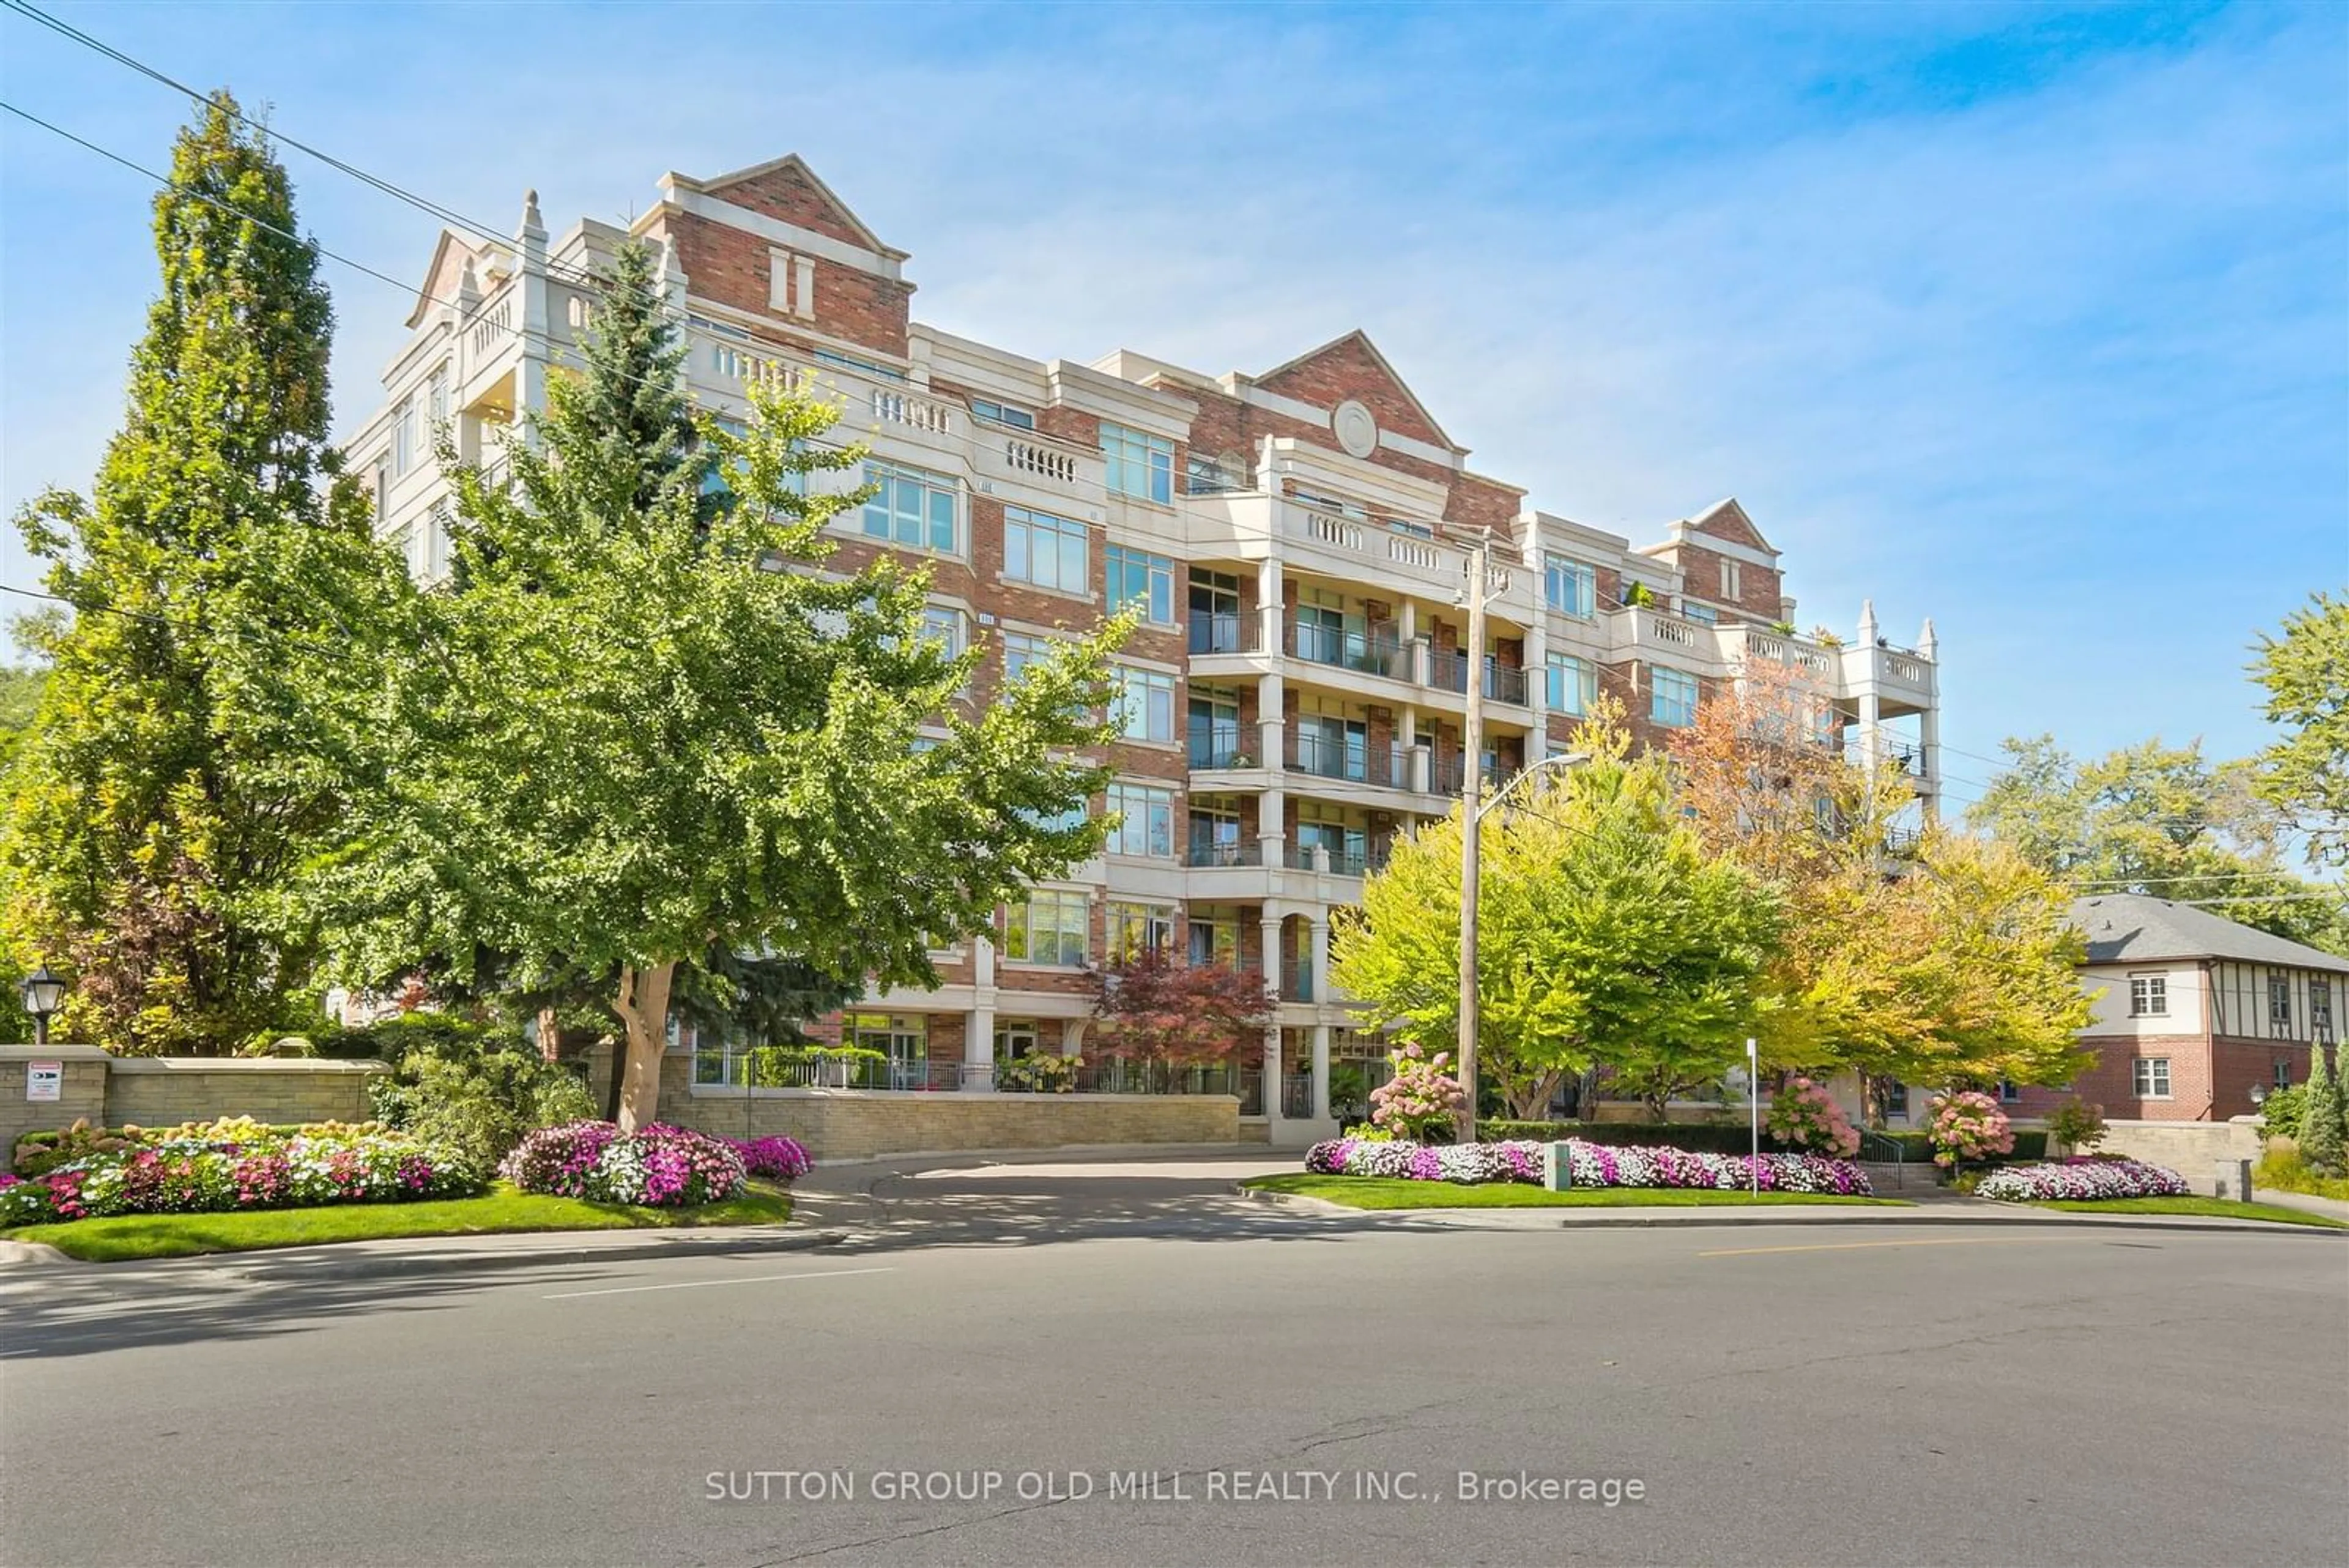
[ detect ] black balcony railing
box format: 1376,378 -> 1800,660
1184,836 -> 1261,868
1281,1072 -> 1315,1120
1187,732 -> 1254,768
1292,620 -> 1406,678
1483,664 -> 1530,705
1072,1060 -> 1242,1096
1428,648 -> 1471,694
1290,731 -> 1401,786
1188,611 -> 1255,655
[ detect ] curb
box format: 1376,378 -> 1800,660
1237,1186 -> 2349,1238
1,1227 -> 853,1283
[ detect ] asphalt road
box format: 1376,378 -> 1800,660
3,1162 -> 2346,1568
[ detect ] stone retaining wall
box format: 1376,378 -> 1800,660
1,1043 -> 387,1161
586,1044 -> 1237,1161
2096,1117 -> 2265,1194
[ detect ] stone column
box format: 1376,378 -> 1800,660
964,934 -> 998,1090
1311,1024 -> 1332,1123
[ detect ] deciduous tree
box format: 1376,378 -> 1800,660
2251,592 -> 2349,869
308,240 -> 1125,1127
1088,945 -> 1277,1069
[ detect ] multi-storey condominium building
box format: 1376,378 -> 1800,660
349,155 -> 1942,1142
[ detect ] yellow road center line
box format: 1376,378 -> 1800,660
1698,1236 -> 2090,1258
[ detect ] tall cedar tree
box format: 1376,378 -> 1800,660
310,239 -> 1128,1126
4,95 -> 404,1053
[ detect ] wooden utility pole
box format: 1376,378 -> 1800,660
1457,534 -> 1489,1143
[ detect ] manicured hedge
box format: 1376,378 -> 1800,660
1478,1121 -> 2047,1163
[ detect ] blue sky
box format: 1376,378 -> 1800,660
2,1 -> 2343,814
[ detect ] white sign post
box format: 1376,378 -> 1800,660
1746,1038 -> 1759,1195
26,1060 -> 62,1103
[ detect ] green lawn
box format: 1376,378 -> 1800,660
0,1181 -> 796,1262
1244,1174 -> 1907,1209
2030,1196 -> 2349,1230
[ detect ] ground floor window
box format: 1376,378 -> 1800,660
2132,1057 -> 2172,1098
993,1019 -> 1039,1061
2275,1060 -> 2293,1089
843,1012 -> 929,1089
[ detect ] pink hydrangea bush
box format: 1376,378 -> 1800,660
500,1121 -> 747,1207
1368,1044 -> 1466,1141
1927,1091 -> 2015,1169
0,1121 -> 480,1227
1302,1137 -> 1874,1195
1766,1077 -> 1860,1157
729,1135 -> 812,1181
1975,1159 -> 2189,1202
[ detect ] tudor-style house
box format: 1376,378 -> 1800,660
345,155 -> 1943,1144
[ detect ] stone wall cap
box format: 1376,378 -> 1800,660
103,1057 -> 389,1074
0,1042 -> 114,1061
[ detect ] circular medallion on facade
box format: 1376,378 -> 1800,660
1332,399 -> 1379,459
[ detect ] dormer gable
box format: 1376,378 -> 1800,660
667,154 -> 907,262
1252,330 -> 1458,453
1685,497 -> 1776,555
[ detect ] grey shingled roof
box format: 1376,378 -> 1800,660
2069,893 -> 2349,974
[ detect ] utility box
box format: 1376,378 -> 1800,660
1543,1142 -> 1575,1192
2213,1157 -> 2254,1203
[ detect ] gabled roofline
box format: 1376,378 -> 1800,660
663,154 -> 910,262
1253,329 -> 1460,452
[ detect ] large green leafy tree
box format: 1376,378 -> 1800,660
1332,707 -> 1784,1120
2252,592 -> 2348,869
1967,735 -> 2347,955
2,95 -> 405,1053
311,240 -> 1126,1126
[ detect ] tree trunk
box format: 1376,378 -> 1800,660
536,1006 -> 562,1063
612,960 -> 677,1132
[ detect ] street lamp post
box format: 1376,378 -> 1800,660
20,965 -> 65,1048
1746,1038 -> 1760,1195
1455,745 -> 1590,1143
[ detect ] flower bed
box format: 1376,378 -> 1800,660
729,1134 -> 812,1181
0,1116 -> 480,1227
1973,1158 -> 2190,1202
500,1121 -> 748,1207
1304,1137 -> 1873,1195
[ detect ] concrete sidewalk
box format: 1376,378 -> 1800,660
2251,1187 -> 2349,1222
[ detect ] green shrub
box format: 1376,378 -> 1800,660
1477,1121 -> 1797,1156
2045,1099 -> 2107,1154
2258,1083 -> 2307,1143
315,1013 -> 525,1063
368,1044 -> 594,1171
2254,1148 -> 2349,1202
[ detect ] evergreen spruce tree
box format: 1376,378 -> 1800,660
2298,1041 -> 2347,1176
2,94 -> 407,1053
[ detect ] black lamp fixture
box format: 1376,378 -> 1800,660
19,965 -> 65,1047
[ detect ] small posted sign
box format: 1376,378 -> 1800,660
26,1060 -> 62,1103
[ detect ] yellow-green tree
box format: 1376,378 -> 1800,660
1332,707 -> 1783,1119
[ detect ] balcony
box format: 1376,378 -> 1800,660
1288,731 -> 1404,787
1291,620 -> 1408,680
1187,732 -> 1255,770
1483,663 -> 1530,706
1184,836 -> 1263,869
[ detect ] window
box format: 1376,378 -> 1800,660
1650,666 -> 1698,727
1105,546 -> 1176,625
1189,570 -> 1244,654
372,459 -> 390,523
919,606 -> 963,659
1005,505 -> 1088,593
1105,782 -> 1176,858
1545,652 -> 1597,716
1543,554 -> 1596,619
1188,801 -> 1245,865
2269,973 -> 2294,1034
2132,1058 -> 2172,1098
1106,901 -> 1178,957
1188,912 -> 1241,966
1298,807 -> 1367,875
2314,978 -> 2333,1033
1100,422 -> 1173,503
392,398 -> 417,476
1188,689 -> 1242,767
1682,602 -> 1718,626
1186,453 -> 1242,494
1004,891 -> 1088,965
1113,665 -> 1176,743
1997,1079 -> 2020,1104
841,1012 -> 926,1089
1720,558 -> 1742,599
2129,974 -> 2168,1017
1296,708 -> 1368,781
1001,630 -> 1051,683
814,347 -> 904,382
970,397 -> 1035,430
1883,1082 -> 1910,1119
427,366 -> 448,427
2275,1061 -> 2294,1089
993,1020 -> 1039,1061
863,461 -> 958,552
